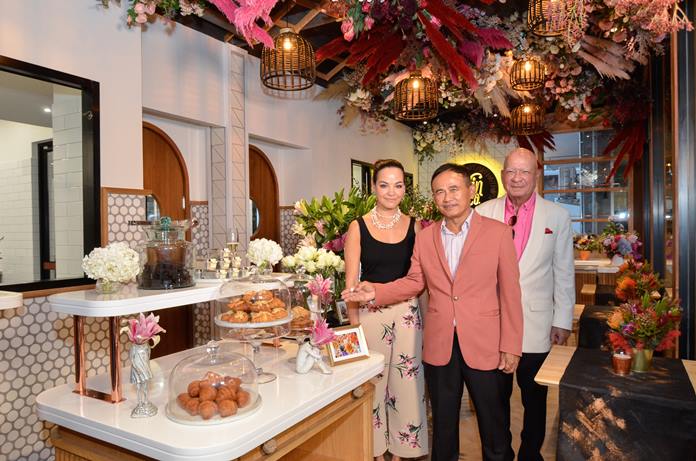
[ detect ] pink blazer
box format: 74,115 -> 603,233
374,211 -> 523,370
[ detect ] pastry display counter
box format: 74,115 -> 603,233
37,342 -> 384,461
46,277 -> 293,403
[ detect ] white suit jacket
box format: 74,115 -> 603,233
476,194 -> 575,353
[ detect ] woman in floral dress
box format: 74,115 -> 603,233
344,159 -> 428,461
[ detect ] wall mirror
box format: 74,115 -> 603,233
0,56 -> 100,292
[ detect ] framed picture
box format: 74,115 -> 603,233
335,300 -> 349,325
326,324 -> 370,366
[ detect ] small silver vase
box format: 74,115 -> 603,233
129,343 -> 157,418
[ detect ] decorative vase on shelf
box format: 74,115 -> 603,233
95,279 -> 121,295
129,343 -> 157,418
610,254 -> 625,266
631,348 -> 653,373
578,250 -> 591,261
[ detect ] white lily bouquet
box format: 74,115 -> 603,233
282,246 -> 345,278
82,242 -> 140,293
247,238 -> 283,273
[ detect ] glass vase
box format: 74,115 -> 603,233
129,343 -> 157,418
631,348 -> 653,373
95,279 -> 121,295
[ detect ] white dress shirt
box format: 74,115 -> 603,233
440,211 -> 473,279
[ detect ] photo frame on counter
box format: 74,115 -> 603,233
335,300 -> 349,325
326,324 -> 369,366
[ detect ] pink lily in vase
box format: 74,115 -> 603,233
306,274 -> 333,304
121,312 -> 166,347
310,318 -> 336,347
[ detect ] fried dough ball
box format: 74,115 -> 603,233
271,307 -> 287,320
187,380 -> 201,397
243,291 -> 256,303
199,401 -> 218,420
215,386 -> 237,403
177,393 -> 191,408
198,384 -> 217,402
224,376 -> 242,390
218,399 -> 238,417
236,389 -> 251,408
184,398 -> 200,416
257,290 -> 273,301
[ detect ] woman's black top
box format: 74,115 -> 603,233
358,216 -> 416,284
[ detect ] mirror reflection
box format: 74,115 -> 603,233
250,199 -> 260,236
0,57 -> 99,290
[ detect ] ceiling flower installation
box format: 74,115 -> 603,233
107,0 -> 691,178
318,0 -> 691,176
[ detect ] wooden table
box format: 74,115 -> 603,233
537,346 -> 696,461
535,345 -> 696,391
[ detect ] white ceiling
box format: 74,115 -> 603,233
0,71 -> 56,127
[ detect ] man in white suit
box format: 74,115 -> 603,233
476,148 -> 575,461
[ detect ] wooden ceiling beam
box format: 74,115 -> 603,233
325,59 -> 348,80
265,0 -> 297,31
295,9 -> 321,32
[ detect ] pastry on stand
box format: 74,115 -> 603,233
214,279 -> 292,384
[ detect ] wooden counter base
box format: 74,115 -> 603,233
52,383 -> 375,461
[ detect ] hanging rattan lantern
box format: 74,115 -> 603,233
260,28 -> 315,91
510,103 -> 545,135
393,72 -> 438,121
528,0 -> 566,37
510,57 -> 546,91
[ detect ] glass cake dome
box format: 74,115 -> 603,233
213,277 -> 293,341
213,277 -> 293,383
166,341 -> 260,425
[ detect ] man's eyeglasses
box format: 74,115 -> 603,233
508,214 -> 518,239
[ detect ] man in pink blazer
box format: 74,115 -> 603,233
344,163 -> 524,461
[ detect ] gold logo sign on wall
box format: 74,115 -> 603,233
465,163 -> 499,207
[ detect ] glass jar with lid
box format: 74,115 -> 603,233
166,341 -> 260,425
137,217 -> 194,290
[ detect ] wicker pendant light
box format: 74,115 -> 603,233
393,72 -> 438,121
261,28 -> 315,91
510,57 -> 545,91
528,0 -> 566,37
510,103 -> 545,135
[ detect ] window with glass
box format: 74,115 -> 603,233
541,130 -> 631,234
351,159 -> 413,195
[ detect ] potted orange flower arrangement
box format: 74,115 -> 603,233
607,261 -> 681,372
614,260 -> 662,302
573,234 -> 599,260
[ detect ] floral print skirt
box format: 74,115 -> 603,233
360,299 -> 428,458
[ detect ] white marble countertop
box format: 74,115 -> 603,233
47,274 -> 296,317
37,341 -> 384,461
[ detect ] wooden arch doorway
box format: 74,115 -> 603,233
142,121 -> 193,358
249,145 -> 279,243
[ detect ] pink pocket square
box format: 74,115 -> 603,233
545,228 -> 553,234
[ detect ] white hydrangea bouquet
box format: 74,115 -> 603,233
247,238 -> 283,273
282,246 -> 345,278
82,242 -> 140,294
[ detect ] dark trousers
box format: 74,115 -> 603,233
424,333 -> 514,461
503,352 -> 550,461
